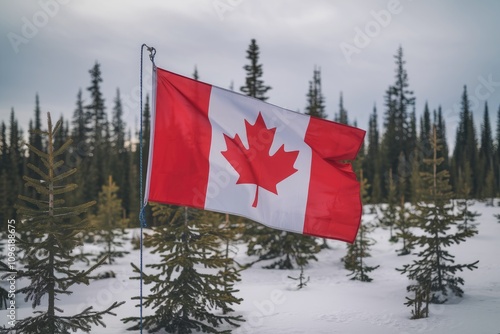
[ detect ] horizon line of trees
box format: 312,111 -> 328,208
2,45 -> 499,229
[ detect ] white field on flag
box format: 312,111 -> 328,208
205,87 -> 312,234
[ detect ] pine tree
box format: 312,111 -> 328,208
434,107 -> 449,172
378,169 -> 398,242
456,162 -> 480,233
304,66 -> 326,119
90,175 -> 129,264
27,95 -> 44,191
409,149 -> 421,205
419,102 -> 432,169
342,168 -> 379,282
364,105 -> 381,203
240,39 -> 271,101
215,214 -> 244,313
246,230 -> 320,270
84,61 -> 108,205
110,88 -> 131,214
478,102 -> 495,202
193,65 -> 199,80
342,221 -> 379,282
451,86 -> 479,195
335,92 -> 349,124
394,195 -> 414,256
123,204 -> 244,333
265,233 -> 320,270
399,127 -> 478,314
380,46 -> 415,199
404,276 -> 431,319
71,89 -> 88,146
8,112 -> 123,333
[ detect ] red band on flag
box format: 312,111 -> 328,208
147,68 -> 212,208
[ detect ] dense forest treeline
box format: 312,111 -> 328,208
1,45 -> 499,231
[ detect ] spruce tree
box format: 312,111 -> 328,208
71,89 -> 88,145
419,102 -> 432,170
304,66 -> 326,119
451,86 -> 479,195
335,92 -> 349,124
110,88 -> 131,214
246,230 -> 320,270
215,214 -> 244,313
478,102 -> 495,202
364,105 -> 381,203
409,149 -> 421,205
240,38 -> 271,101
27,95 -> 44,195
394,195 -> 414,256
456,162 -> 480,233
264,233 -> 320,270
342,222 -> 379,282
380,46 -> 415,199
124,204 -> 244,333
8,112 -> 123,333
84,61 -> 108,205
90,175 -> 129,264
399,127 -> 478,313
434,107 -> 449,172
378,169 -> 398,242
342,169 -> 379,282
193,65 -> 199,80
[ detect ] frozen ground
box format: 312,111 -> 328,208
1,201 -> 499,333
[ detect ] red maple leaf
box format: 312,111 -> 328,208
221,112 -> 299,208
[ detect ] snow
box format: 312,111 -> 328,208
2,201 -> 500,333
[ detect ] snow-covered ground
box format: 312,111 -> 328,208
2,201 -> 500,333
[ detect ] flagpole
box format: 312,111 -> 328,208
139,43 -> 156,334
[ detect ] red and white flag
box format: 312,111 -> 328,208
145,67 -> 365,242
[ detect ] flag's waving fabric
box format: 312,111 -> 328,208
145,67 -> 366,242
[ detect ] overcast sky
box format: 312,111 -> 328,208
1,0 -> 500,148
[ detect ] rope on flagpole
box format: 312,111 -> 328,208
139,43 -> 155,334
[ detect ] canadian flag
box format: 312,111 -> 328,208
145,67 -> 365,242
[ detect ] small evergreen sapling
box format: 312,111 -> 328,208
342,221 -> 379,282
6,113 -> 123,334
399,127 -> 478,319
288,258 -> 310,290
378,169 -> 398,242
262,232 -> 320,270
394,196 -> 415,256
456,163 -> 480,233
90,175 -> 129,264
123,204 -> 244,333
